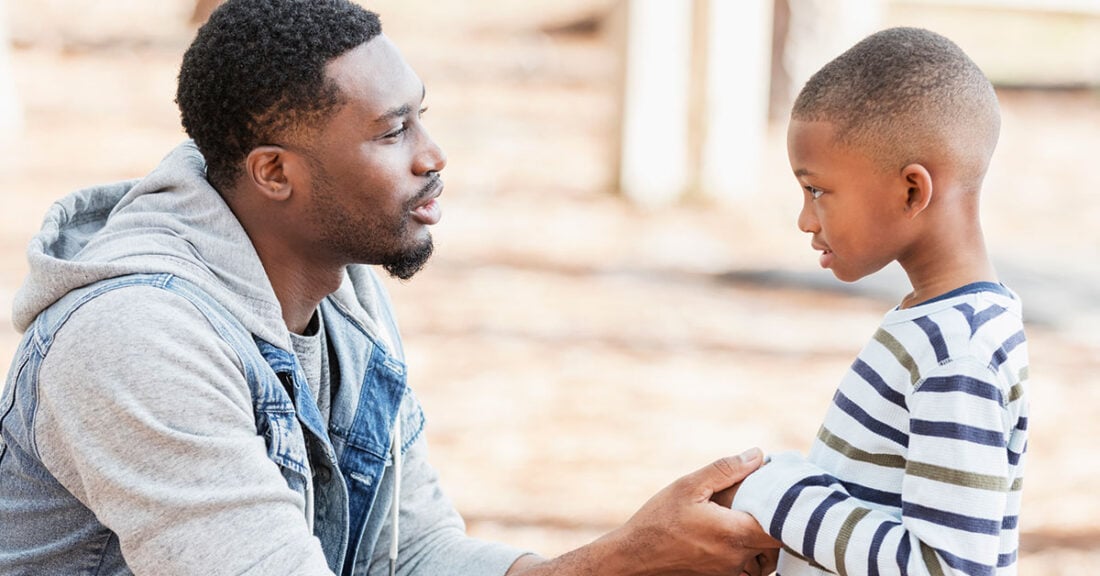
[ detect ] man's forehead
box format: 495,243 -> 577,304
325,34 -> 424,115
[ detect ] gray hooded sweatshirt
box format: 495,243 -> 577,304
0,142 -> 524,575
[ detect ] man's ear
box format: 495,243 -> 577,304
244,146 -> 295,202
900,163 -> 933,218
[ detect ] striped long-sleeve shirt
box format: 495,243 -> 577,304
732,283 -> 1029,575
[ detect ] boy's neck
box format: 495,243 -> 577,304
898,230 -> 998,309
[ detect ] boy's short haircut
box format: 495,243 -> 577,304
792,27 -> 1000,186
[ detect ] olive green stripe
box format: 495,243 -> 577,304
1008,382 -> 1024,403
1011,477 -> 1024,491
818,427 -> 907,469
781,545 -> 829,572
835,507 -> 872,576
873,328 -> 921,386
919,542 -> 946,576
907,460 -> 1010,492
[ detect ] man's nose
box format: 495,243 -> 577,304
415,133 -> 447,176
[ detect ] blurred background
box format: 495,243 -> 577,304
1,0 -> 1097,572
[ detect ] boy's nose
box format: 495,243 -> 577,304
797,200 -> 819,234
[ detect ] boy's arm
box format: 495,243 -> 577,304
732,359 -> 1024,575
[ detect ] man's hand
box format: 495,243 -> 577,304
507,448 -> 780,576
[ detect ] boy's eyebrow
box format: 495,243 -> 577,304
793,168 -> 815,177
373,85 -> 427,124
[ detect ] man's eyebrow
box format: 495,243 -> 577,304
373,85 -> 427,124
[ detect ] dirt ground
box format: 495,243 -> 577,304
1,1 -> 1098,572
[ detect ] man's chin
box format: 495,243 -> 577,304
382,240 -> 434,281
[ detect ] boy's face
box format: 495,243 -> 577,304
787,119 -> 912,283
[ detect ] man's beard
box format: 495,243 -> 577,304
382,237 -> 433,280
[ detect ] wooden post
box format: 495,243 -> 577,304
697,0 -> 774,201
617,0 -> 694,206
617,0 -> 775,205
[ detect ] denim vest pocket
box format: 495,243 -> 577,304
253,385 -> 310,495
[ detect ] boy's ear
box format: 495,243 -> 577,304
244,146 -> 296,202
900,163 -> 933,218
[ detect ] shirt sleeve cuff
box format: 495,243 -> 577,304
730,450 -> 820,536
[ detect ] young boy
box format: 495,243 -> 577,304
730,27 -> 1030,575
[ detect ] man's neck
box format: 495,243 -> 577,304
225,188 -> 345,335
247,236 -> 344,334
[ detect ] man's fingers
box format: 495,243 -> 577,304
759,549 -> 780,574
710,484 -> 737,508
693,448 -> 763,493
725,510 -> 781,549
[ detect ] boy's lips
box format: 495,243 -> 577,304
812,242 -> 833,269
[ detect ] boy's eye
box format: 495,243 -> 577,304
806,186 -> 824,199
385,124 -> 407,139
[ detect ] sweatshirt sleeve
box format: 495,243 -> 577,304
34,287 -> 335,576
732,358 -> 1021,575
361,433 -> 529,576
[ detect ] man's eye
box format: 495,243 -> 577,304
806,186 -> 824,199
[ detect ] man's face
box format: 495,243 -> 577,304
787,119 -> 909,283
295,35 -> 446,279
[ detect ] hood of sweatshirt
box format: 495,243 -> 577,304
12,141 -> 394,352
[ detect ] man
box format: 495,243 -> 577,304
0,1 -> 778,574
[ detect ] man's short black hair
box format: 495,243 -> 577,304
176,0 -> 382,191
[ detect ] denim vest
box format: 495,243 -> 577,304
0,273 -> 424,575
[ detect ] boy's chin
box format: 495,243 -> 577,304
830,268 -> 871,283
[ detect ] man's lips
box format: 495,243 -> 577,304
410,180 -> 443,225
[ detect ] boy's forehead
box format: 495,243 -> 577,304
787,119 -> 883,175
787,120 -> 838,160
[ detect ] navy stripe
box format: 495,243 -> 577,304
918,375 -> 1003,404
925,282 -> 1010,306
835,392 -> 909,447
867,521 -> 900,576
938,547 -> 995,576
771,475 -> 839,538
841,479 -> 903,509
1001,515 -> 1018,530
804,492 -> 847,558
896,534 -> 911,576
998,551 -> 1017,567
954,302 -> 1007,336
989,330 -> 1026,371
903,501 -> 1001,535
853,359 -> 908,409
914,316 -> 949,363
911,419 -> 1005,447
1008,448 -> 1022,466
1016,416 -> 1028,431
954,303 -> 975,329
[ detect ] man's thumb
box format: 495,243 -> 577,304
701,448 -> 763,492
